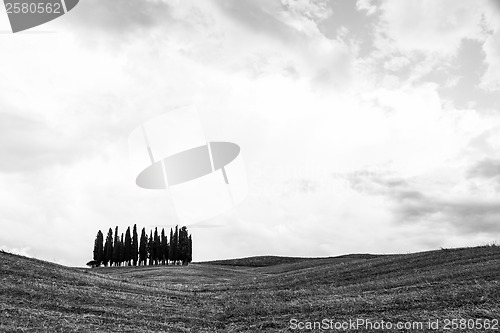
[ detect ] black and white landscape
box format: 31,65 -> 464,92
1,0 -> 500,332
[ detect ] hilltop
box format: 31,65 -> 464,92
1,245 -> 499,332
199,253 -> 384,267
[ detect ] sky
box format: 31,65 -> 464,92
1,0 -> 500,266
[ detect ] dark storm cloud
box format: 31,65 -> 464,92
344,170 -> 500,235
68,0 -> 172,35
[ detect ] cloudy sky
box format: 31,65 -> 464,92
1,0 -> 500,266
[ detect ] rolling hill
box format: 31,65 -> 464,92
1,245 -> 499,332
199,253 -> 384,267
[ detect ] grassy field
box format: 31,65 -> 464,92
1,246 -> 499,332
199,254 -> 384,267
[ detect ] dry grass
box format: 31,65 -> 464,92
1,246 -> 499,332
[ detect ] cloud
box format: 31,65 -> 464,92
356,0 -> 378,16
0,111 -> 89,173
369,0 -> 500,102
383,56 -> 410,71
212,0 -> 354,88
479,1 -> 500,91
67,0 -> 172,35
467,158 -> 500,179
344,170 -> 500,236
426,39 -> 500,110
63,0 -> 353,89
317,0 -> 380,58
216,0 -> 302,43
378,0 -> 485,55
395,196 -> 500,235
465,125 -> 500,157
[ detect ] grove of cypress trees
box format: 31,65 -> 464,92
92,225 -> 192,267
132,224 -> 139,266
93,230 -> 104,267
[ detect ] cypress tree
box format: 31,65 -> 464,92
178,226 -> 187,265
161,228 -> 167,265
154,227 -> 160,265
112,226 -> 120,267
187,234 -> 192,264
173,225 -> 179,264
148,230 -> 154,265
166,235 -> 170,265
132,224 -> 139,266
119,233 -> 125,266
125,226 -> 132,266
168,228 -> 174,263
93,230 -> 104,267
139,227 -> 147,266
104,228 -> 113,267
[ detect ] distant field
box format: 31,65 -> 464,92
1,246 -> 499,332
199,253 -> 384,267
